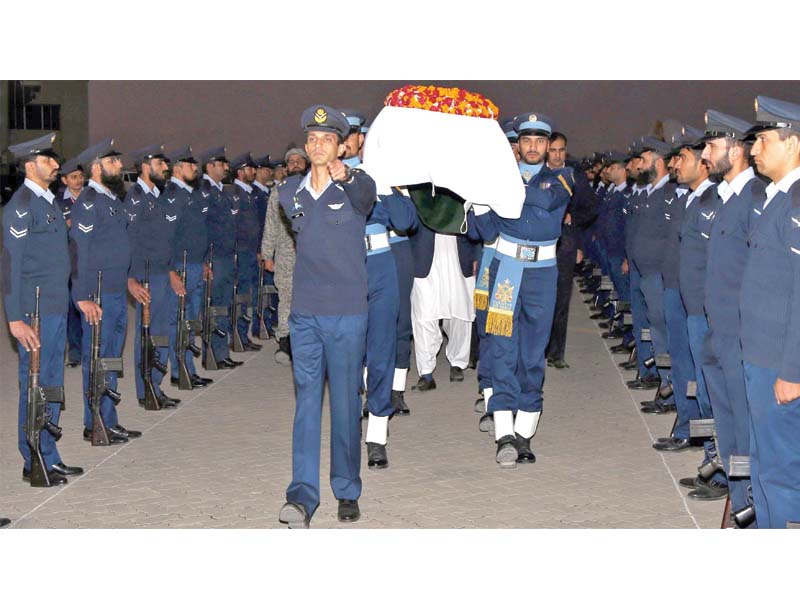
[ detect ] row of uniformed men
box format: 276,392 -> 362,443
575,96 -> 800,529
2,133 -> 296,489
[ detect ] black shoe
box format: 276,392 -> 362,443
227,358 -> 244,366
603,329 -> 624,340
479,413 -> 494,433
243,341 -> 262,351
474,397 -> 485,413
627,375 -> 660,390
22,468 -> 67,485
159,393 -> 180,407
641,401 -> 676,415
679,475 -> 708,489
367,442 -> 389,469
191,375 -> 213,386
66,359 -> 80,368
449,366 -> 464,382
652,437 -> 692,452
51,462 -> 84,476
337,499 -> 361,523
0,517 -> 10,528
467,358 -> 478,370
623,361 -> 638,371
391,390 -> 410,416
109,424 -> 142,439
610,343 -> 629,353
688,479 -> 729,501
514,434 -> 536,464
275,336 -> 292,365
412,376 -> 436,392
496,435 -> 518,468
278,502 -> 310,529
217,359 -> 237,369
549,358 -> 569,369
361,402 -> 369,420
590,312 -> 609,320
82,427 -> 128,444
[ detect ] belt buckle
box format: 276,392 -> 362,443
516,243 -> 539,262
365,235 -> 373,252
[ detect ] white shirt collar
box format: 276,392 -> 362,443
646,174 -> 670,196
612,181 -> 627,194
170,176 -> 193,193
63,188 -> 79,202
717,181 -> 733,204
253,181 -> 270,193
686,178 -> 714,208
23,179 -> 55,204
87,178 -> 117,200
234,179 -> 253,194
203,173 -> 224,192
730,167 -> 756,196
765,166 -> 800,207
299,172 -> 332,200
137,177 -> 160,198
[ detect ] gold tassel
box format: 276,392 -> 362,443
474,290 -> 488,311
485,310 -> 514,337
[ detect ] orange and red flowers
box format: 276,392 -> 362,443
384,85 -> 500,120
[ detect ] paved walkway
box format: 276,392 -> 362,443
0,287 -> 723,528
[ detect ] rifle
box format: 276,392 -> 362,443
88,271 -> 123,445
175,250 -> 202,390
230,246 -> 251,353
140,260 -> 168,410
255,258 -> 278,340
201,243 -> 227,370
25,287 -> 65,487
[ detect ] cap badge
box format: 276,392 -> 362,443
529,114 -> 538,122
314,108 -> 328,124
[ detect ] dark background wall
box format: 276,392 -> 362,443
89,80 -> 800,161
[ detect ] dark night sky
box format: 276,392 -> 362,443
89,81 -> 800,162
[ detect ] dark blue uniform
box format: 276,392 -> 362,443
279,168 -> 376,518
71,181 -> 131,428
704,169 -> 765,516
3,181 -> 71,471
252,180 -> 276,338
739,172 -> 800,528
363,190 -> 417,419
202,175 -> 238,363
233,180 -> 262,346
472,165 -> 572,421
166,178 -> 209,380
56,189 -> 83,365
126,180 -> 180,401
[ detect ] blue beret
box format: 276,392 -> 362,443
168,146 -> 196,164
199,146 -> 228,166
229,152 -> 256,170
76,137 -> 122,167
501,118 -> 518,142
301,105 -> 350,138
699,110 -> 752,143
59,155 -> 83,175
131,144 -> 166,164
745,95 -> 800,140
514,112 -> 554,138
339,108 -> 367,132
253,154 -> 272,168
8,132 -> 60,162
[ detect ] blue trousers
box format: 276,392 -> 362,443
236,252 -> 257,344
207,256 -> 233,363
168,263 -> 203,379
487,261 -> 557,414
251,268 -> 277,338
365,252 -> 398,417
608,255 -> 633,345
629,261 -> 656,379
17,313 -> 66,471
391,240 -> 414,371
80,292 -> 126,429
287,312 -> 367,518
704,330 -> 752,514
663,288 -> 698,437
134,273 -> 171,400
476,306 -> 492,391
744,362 -> 800,528
638,271 -> 669,383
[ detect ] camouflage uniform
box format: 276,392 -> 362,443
260,185 -> 296,339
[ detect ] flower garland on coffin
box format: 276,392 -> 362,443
360,85 -> 525,234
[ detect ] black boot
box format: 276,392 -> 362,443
391,390 -> 410,415
514,434 -> 536,464
275,336 -> 292,366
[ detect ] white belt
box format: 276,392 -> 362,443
484,239 -> 499,250
365,232 -> 390,251
496,238 -> 556,262
389,231 -> 400,238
